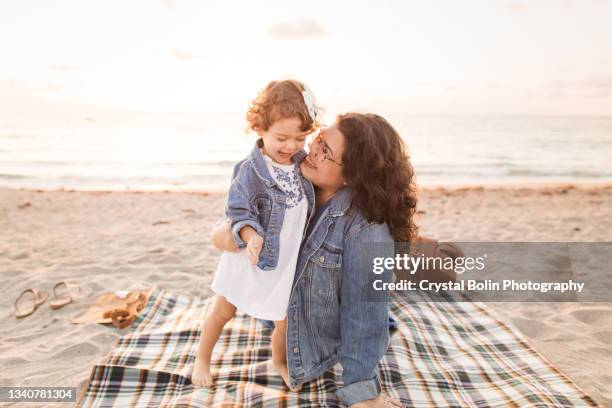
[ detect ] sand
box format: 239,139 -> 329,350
1,183 -> 611,406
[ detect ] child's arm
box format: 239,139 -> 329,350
239,225 -> 264,265
226,178 -> 265,250
210,218 -> 263,265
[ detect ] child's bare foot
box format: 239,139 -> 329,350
191,354 -> 213,387
272,360 -> 302,392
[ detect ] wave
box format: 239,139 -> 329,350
0,174 -> 33,180
0,160 -> 240,167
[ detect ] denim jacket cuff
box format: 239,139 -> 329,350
231,220 -> 264,249
335,375 -> 381,406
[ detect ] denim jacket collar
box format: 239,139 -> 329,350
298,187 -> 353,256
326,186 -> 352,217
248,139 -> 308,188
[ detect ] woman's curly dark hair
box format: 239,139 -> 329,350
337,112 -> 418,243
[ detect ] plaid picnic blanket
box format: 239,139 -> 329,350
77,286 -> 598,407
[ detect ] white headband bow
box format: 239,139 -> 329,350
301,84 -> 318,123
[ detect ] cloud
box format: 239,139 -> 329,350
161,0 -> 176,10
49,64 -> 78,72
542,79 -> 571,98
545,79 -> 568,90
170,48 -> 205,60
581,74 -> 612,97
39,83 -> 62,93
506,1 -> 527,13
0,80 -> 17,89
538,76 -> 612,99
268,18 -> 327,39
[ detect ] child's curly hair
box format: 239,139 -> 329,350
246,79 -> 319,133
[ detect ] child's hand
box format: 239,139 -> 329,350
246,234 -> 264,265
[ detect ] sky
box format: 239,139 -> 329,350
1,0 -> 611,121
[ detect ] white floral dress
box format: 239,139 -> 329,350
210,153 -> 309,321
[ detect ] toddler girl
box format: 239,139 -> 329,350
191,79 -> 319,390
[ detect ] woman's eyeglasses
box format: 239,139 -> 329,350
311,127 -> 343,167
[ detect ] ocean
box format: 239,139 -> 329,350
1,113 -> 611,191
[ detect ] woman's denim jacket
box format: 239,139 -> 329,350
286,187 -> 394,406
226,139 -> 315,270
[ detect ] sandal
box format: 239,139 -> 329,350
49,281 -> 94,309
49,281 -> 74,309
14,288 -> 49,318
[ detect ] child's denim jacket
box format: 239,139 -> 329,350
226,138 -> 315,270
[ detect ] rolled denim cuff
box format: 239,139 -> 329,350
335,375 -> 381,406
231,220 -> 264,249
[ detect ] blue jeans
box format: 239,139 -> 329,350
259,315 -> 398,330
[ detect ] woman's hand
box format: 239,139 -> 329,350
210,219 -> 240,252
348,395 -> 404,407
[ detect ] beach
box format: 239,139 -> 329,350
1,184 -> 611,406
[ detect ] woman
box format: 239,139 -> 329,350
212,112 -> 415,407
